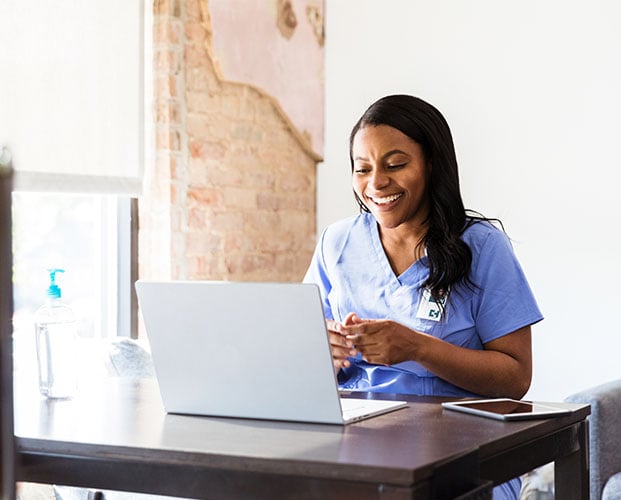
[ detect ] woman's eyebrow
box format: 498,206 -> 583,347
382,149 -> 408,160
354,149 -> 408,162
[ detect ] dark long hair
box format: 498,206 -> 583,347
349,95 -> 496,298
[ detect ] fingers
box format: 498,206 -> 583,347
341,319 -> 387,363
326,320 -> 357,369
334,357 -> 351,370
326,314 -> 372,369
342,312 -> 357,326
329,331 -> 357,355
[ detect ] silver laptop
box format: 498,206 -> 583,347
135,280 -> 407,425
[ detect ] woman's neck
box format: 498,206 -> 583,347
378,222 -> 427,276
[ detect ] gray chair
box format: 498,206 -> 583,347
565,379 -> 621,500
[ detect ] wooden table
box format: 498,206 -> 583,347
14,376 -> 590,499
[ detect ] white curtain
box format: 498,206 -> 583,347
0,0 -> 145,195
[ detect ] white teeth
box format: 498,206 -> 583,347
368,193 -> 402,204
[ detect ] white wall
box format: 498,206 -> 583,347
320,0 -> 621,401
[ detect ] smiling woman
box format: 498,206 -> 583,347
304,94 -> 543,500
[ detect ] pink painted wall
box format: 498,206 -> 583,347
208,0 -> 324,156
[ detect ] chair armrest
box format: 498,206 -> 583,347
565,379 -> 621,500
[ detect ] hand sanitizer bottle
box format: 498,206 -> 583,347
34,269 -> 78,398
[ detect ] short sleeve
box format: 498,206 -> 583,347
468,226 -> 543,343
303,227 -> 334,320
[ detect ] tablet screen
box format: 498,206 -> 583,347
459,399 -> 536,415
442,398 -> 572,420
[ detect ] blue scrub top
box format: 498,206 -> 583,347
304,213 -> 543,398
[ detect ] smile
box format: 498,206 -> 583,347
366,192 -> 403,205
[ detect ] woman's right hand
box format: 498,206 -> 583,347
326,313 -> 358,370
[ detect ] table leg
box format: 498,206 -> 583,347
555,420 -> 589,500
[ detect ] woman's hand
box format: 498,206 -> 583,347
326,313 -> 359,370
339,314 -> 420,366
327,313 -> 418,368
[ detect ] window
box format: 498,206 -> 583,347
11,193 -> 137,370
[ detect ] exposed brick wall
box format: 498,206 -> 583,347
140,0 -> 321,283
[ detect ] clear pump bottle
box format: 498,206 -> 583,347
34,269 -> 78,398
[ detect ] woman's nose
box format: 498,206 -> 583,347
369,169 -> 389,189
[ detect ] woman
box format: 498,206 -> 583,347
304,95 -> 542,499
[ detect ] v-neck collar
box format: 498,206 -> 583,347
366,215 -> 427,286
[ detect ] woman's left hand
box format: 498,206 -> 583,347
339,314 -> 422,366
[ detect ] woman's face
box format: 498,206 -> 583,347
351,124 -> 430,231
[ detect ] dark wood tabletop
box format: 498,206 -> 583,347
14,376 -> 590,499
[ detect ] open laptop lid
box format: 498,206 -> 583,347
136,281 -> 352,424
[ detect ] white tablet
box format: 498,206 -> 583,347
441,398 -> 573,421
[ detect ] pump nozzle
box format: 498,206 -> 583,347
46,268 -> 65,299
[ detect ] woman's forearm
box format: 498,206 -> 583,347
414,327 -> 532,399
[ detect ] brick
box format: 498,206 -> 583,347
275,252 -> 314,281
230,123 -> 255,141
185,44 -> 209,68
223,158 -> 275,189
186,112 -> 211,138
185,20 -> 207,44
186,67 -> 220,92
222,187 -> 259,209
155,47 -> 180,73
155,99 -> 180,124
187,158 -> 208,185
169,182 -> 184,207
252,233 -> 294,253
278,171 -> 311,192
242,211 -> 280,232
225,253 -> 276,278
155,126 -> 181,151
185,231 -> 221,255
169,153 -> 184,180
247,171 -> 276,190
188,254 -> 226,280
257,192 -> 314,211
187,187 -> 222,206
204,163 -> 244,187
211,210 -> 244,230
278,211 -> 314,235
212,93 -> 241,118
154,75 -> 178,98
154,18 -> 181,44
280,192 -> 315,211
153,0 -> 179,17
189,139 -> 226,160
184,0 -> 201,21
186,206 -> 208,230
186,91 -> 211,113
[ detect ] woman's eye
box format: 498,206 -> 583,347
354,167 -> 370,174
387,163 -> 406,170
